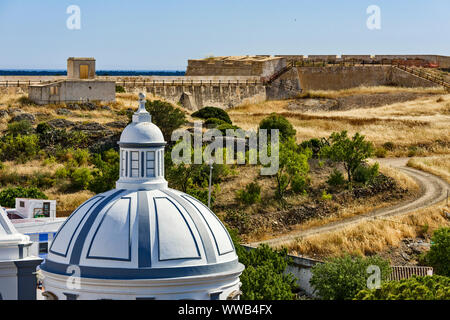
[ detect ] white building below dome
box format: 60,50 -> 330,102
0,207 -> 43,300
40,93 -> 244,300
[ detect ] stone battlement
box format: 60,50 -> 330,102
276,54 -> 450,68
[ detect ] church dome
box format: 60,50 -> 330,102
40,93 -> 243,300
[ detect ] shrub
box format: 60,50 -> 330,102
216,123 -> 241,135
29,172 -> 55,189
0,134 -> 40,162
299,138 -> 328,158
236,182 -> 261,205
258,113 -> 296,141
291,174 -> 308,193
321,190 -> 332,200
353,163 -> 379,185
72,148 -> 90,166
354,275 -> 450,300
88,149 -> 120,194
115,85 -> 125,93
382,141 -> 394,151
320,131 -> 374,182
204,117 -> 228,127
70,168 -> 93,190
236,242 -> 297,300
421,227 -> 450,276
327,169 -> 346,187
375,147 -> 387,158
272,138 -> 311,200
0,186 -> 47,208
310,255 -> 391,300
7,120 -> 34,136
191,106 -> 232,124
145,100 -> 186,142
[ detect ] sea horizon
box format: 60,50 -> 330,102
0,69 -> 186,76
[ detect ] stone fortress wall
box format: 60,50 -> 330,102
5,54 -> 449,109
276,54 -> 450,68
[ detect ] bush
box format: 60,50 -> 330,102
7,120 -> 34,136
272,138 -> 311,200
145,100 -> 186,142
88,149 -> 120,194
115,85 -> 125,93
216,123 -> 241,135
236,182 -> 261,205
382,141 -> 394,151
327,169 -> 346,187
421,227 -> 450,276
0,134 -> 40,162
310,255 -> 391,300
191,106 -> 232,124
354,275 -> 450,300
258,113 -> 296,141
204,117 -> 228,127
353,163 -> 379,185
321,190 -> 332,200
236,242 -> 297,300
375,147 -> 387,158
0,186 -> 47,208
299,138 -> 328,158
38,126 -> 88,150
70,168 -> 93,190
291,174 -> 308,193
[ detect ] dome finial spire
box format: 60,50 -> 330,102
133,92 -> 151,123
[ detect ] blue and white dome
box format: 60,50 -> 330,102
40,93 -> 243,300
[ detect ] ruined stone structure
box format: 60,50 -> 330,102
297,65 -> 440,91
28,58 -> 115,105
186,56 -> 286,77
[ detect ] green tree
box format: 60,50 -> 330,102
272,138 -> 311,200
310,255 -> 391,300
354,275 -> 450,300
0,186 -> 47,208
228,229 -> 297,300
258,113 -> 296,141
88,149 -> 120,194
191,106 -> 232,124
145,100 -> 186,142
320,131 -> 374,182
421,227 -> 450,276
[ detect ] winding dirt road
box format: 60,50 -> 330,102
250,158 -> 450,247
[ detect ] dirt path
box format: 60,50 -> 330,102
250,158 -> 450,247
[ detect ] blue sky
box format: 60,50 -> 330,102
0,0 -> 449,70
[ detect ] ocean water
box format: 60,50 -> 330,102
0,70 -> 185,76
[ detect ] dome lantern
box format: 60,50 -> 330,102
116,93 -> 167,190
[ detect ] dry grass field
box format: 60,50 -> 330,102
229,86 -> 450,157
407,155 -> 450,183
284,202 -> 449,258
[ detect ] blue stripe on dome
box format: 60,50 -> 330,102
40,259 -> 244,280
138,191 -> 152,268
69,190 -> 125,265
